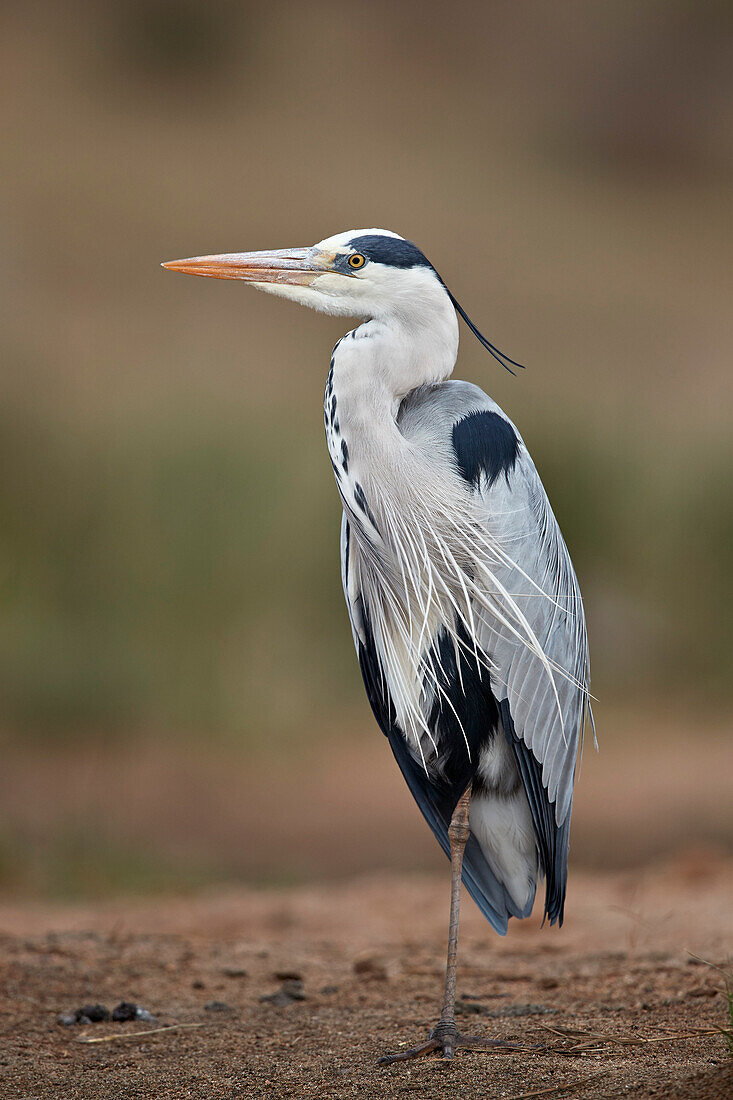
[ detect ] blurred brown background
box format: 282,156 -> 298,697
0,0 -> 731,899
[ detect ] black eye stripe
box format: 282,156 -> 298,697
346,234 -> 433,270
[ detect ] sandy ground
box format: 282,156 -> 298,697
1,855 -> 731,1100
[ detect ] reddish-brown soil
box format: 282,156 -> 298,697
1,856 -> 731,1100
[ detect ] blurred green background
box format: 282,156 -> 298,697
1,1 -> 731,898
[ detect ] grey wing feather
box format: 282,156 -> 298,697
471,430 -> 591,828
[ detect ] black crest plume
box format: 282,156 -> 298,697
447,291 -> 525,376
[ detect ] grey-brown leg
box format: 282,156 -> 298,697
435,779 -> 472,1052
378,784 -> 534,1064
379,784 -> 477,1064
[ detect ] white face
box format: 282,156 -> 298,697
163,228 -> 450,322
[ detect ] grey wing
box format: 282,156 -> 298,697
473,444 -> 591,824
465,419 -> 592,923
341,382 -> 592,929
397,381 -> 592,831
400,380 -> 591,923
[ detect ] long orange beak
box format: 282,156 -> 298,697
161,247 -> 335,285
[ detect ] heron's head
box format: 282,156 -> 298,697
162,229 -> 448,320
163,229 -> 522,372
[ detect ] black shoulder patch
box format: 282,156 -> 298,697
347,234 -> 434,270
452,410 -> 519,489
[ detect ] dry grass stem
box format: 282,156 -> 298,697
535,1022 -> 721,1057
75,1022 -> 205,1045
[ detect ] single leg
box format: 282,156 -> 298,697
378,783 -> 545,1064
434,780 -> 472,1054
379,784 -> 481,1064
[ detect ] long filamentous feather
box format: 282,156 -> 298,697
347,457 -> 590,775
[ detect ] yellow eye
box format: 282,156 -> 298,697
348,253 -> 366,269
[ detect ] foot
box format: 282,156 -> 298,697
377,1019 -> 525,1064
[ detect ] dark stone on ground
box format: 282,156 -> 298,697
260,979 -> 306,1006
111,1002 -> 155,1022
76,1004 -> 109,1023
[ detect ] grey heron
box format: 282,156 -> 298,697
163,230 -> 592,1063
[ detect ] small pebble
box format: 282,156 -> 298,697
274,970 -> 302,981
111,1002 -> 155,1023
260,979 -> 306,1006
222,967 -> 248,978
204,1001 -> 232,1013
56,1014 -> 77,1028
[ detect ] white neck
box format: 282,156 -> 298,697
330,287 -> 458,421
323,295 -> 475,752
324,293 -> 459,555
